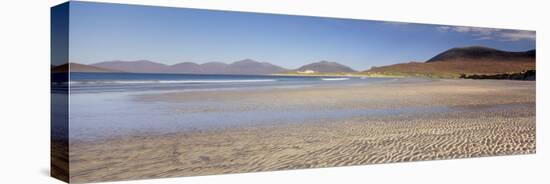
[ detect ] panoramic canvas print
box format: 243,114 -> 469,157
51,1 -> 536,183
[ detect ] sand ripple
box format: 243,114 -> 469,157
68,79 -> 535,183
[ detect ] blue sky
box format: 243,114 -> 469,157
67,1 -> 536,70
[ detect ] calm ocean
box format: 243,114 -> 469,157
65,72 -> 397,140
68,72 -> 385,93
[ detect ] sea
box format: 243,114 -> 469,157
67,72 -> 386,93
59,72 -> 402,141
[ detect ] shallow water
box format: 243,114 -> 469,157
68,75 -> 398,140
67,74 -> 525,141
69,89 -> 530,141
69,92 -> 444,140
69,72 -> 392,93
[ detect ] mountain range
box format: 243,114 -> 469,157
51,46 -> 535,77
89,59 -> 289,75
53,59 -> 355,75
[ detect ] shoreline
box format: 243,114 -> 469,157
68,79 -> 535,183
271,72 -> 405,78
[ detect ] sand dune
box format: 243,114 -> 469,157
69,79 -> 535,183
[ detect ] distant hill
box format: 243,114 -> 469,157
200,62 -> 229,74
167,62 -> 202,74
365,46 -> 536,78
224,59 -> 288,75
92,60 -> 170,73
427,46 -> 535,62
90,59 -> 289,75
51,63 -> 121,73
296,61 -> 356,73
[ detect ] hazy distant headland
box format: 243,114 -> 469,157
51,63 -> 122,73
53,46 -> 535,80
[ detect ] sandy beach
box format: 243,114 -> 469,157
68,79 -> 535,183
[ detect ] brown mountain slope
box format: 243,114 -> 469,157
427,46 -> 535,62
51,63 -> 122,73
365,46 -> 535,78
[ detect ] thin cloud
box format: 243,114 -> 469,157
436,26 -> 452,32
475,36 -> 494,41
382,21 -> 410,26
435,25 -> 534,41
498,30 -> 536,41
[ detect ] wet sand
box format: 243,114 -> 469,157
69,79 -> 535,183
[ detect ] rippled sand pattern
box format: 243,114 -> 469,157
69,79 -> 535,183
